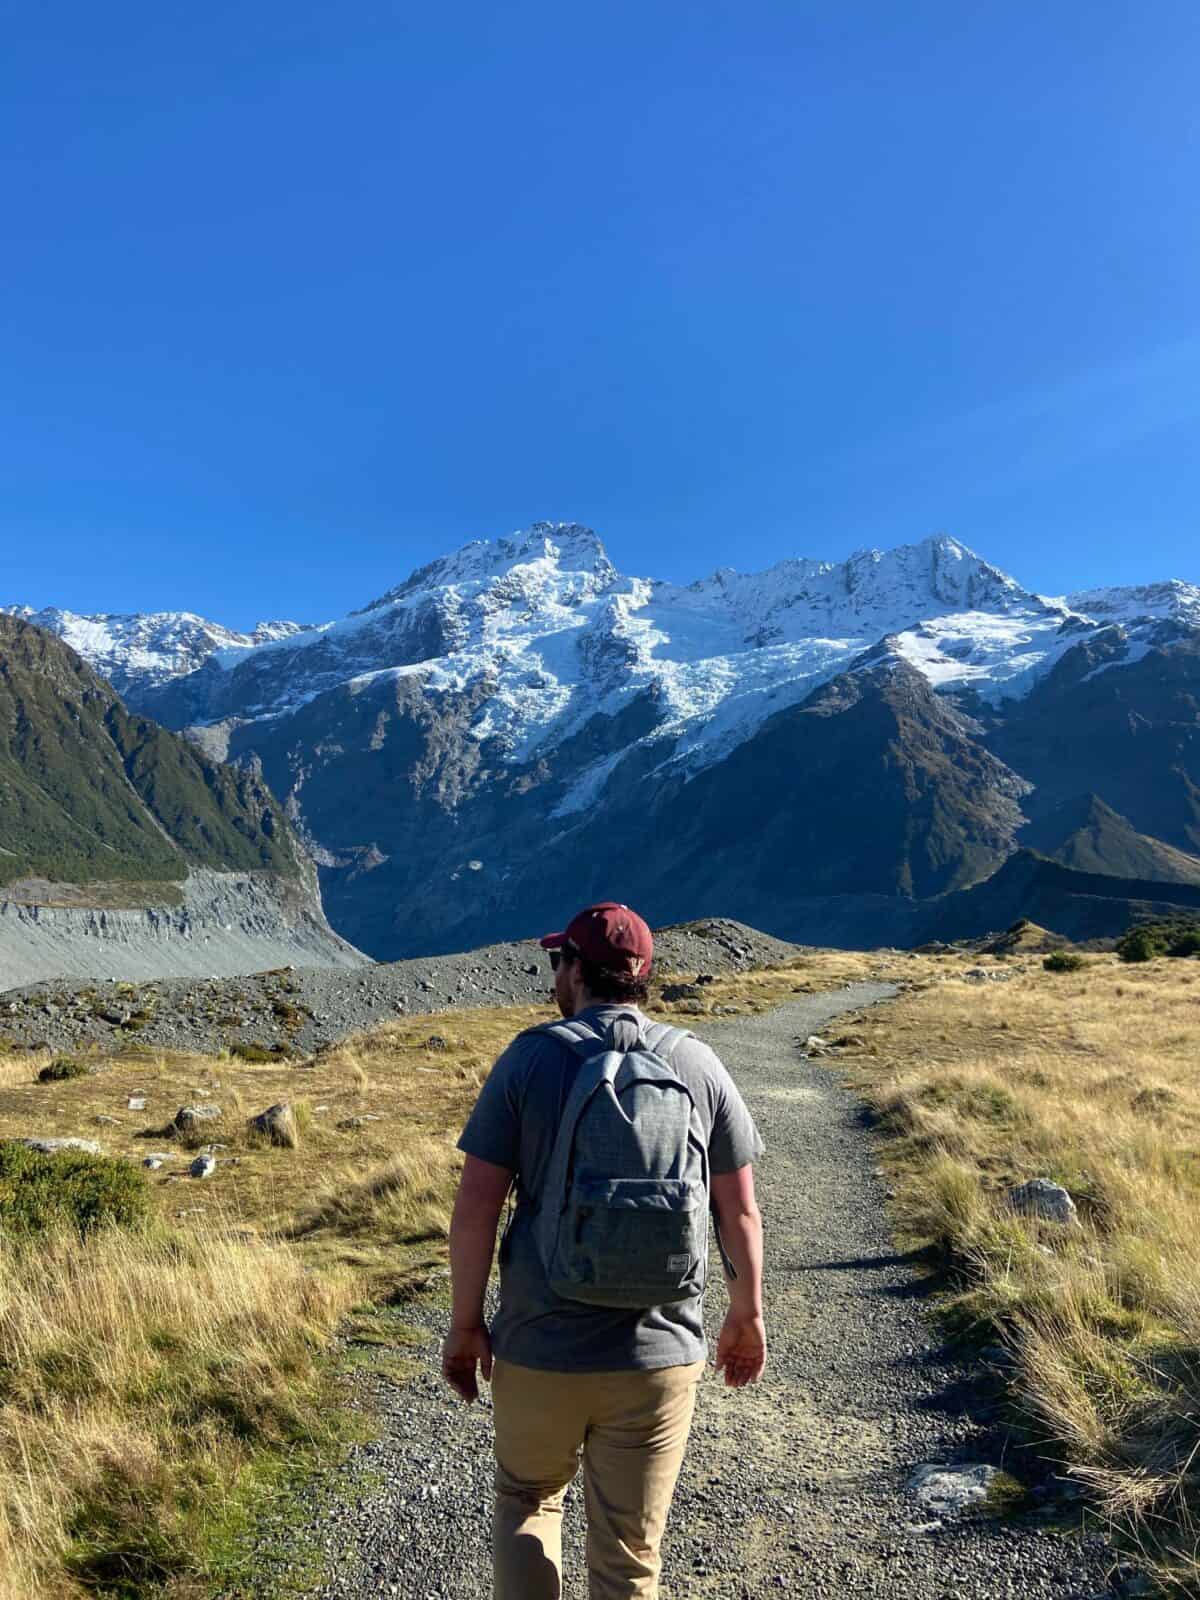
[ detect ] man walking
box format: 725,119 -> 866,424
442,901 -> 766,1599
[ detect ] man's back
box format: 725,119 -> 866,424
458,1002 -> 763,1372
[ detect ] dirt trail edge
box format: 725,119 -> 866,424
297,985 -> 1118,1600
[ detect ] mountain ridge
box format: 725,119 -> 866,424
7,525 -> 1199,959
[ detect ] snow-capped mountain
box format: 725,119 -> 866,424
0,606 -> 310,699
15,527 -> 1191,766
9,523 -> 1200,959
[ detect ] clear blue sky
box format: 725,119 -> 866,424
2,1 -> 1198,628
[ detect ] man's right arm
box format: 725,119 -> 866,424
710,1164 -> 766,1387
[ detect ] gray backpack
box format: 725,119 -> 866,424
532,1010 -> 710,1310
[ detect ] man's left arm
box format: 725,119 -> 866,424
442,1153 -> 513,1402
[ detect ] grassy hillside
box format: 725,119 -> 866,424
0,615 -> 298,889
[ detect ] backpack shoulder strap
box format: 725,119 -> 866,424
533,1033 -> 625,1251
641,1022 -> 692,1062
540,1017 -> 607,1060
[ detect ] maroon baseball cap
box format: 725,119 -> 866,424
540,902 -> 654,977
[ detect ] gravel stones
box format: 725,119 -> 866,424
0,919 -> 806,1060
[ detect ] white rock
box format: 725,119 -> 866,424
189,1154 -> 217,1179
909,1463 -> 999,1516
128,1096 -> 147,1111
17,1136 -> 102,1155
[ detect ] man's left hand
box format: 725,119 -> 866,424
441,1324 -> 493,1402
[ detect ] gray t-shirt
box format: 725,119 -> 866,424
457,1004 -> 764,1373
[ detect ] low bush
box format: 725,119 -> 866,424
0,1143 -> 150,1236
1043,950 -> 1084,974
36,1056 -> 90,1083
1117,918 -> 1200,962
230,1042 -> 286,1063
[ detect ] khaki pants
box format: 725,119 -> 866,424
491,1357 -> 704,1600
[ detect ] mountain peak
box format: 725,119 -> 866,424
363,522 -> 616,611
841,534 -> 1028,612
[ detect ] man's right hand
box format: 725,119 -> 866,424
441,1324 -> 494,1403
714,1311 -> 767,1388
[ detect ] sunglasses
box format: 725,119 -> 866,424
548,944 -> 578,972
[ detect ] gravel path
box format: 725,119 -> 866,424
281,986 -> 1122,1599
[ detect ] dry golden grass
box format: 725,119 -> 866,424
839,951 -> 1200,1589
0,1224 -> 353,1600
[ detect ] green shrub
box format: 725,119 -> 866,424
230,1042 -> 285,1063
1117,926 -> 1163,963
37,1056 -> 91,1083
0,1142 -> 150,1236
1117,918 -> 1200,963
1043,950 -> 1084,974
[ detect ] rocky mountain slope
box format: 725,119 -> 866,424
0,616 -> 363,983
10,525 -> 1200,955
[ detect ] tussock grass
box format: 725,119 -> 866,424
0,1223 -> 353,1600
843,952 -> 1200,1589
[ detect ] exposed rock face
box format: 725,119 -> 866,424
0,866 -> 364,987
8,526 -> 1200,956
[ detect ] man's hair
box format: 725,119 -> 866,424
570,948 -> 651,1006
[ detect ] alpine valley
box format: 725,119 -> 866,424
7,524 -> 1200,961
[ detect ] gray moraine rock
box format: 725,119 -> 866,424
18,1136 -> 102,1155
249,1102 -> 298,1147
1007,1177 -> 1080,1226
660,982 -> 704,1002
189,1154 -> 217,1179
173,1103 -> 223,1134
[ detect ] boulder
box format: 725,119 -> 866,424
173,1103 -> 223,1135
17,1136 -> 102,1156
249,1101 -> 299,1149
189,1154 -> 216,1179
661,983 -> 704,1002
1007,1178 -> 1079,1227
